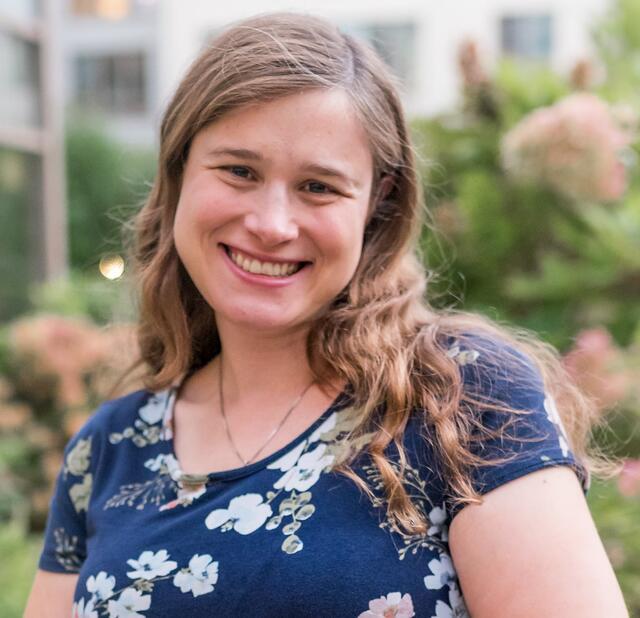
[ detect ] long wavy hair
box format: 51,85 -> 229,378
128,12 -> 618,534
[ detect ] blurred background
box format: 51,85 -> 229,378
1,0 -> 640,614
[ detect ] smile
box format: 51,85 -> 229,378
222,244 -> 309,278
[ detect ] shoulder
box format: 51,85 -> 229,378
63,388 -> 168,460
426,329 -> 590,510
448,464 -> 628,617
439,329 -> 555,418
443,330 -> 544,385
75,389 -> 156,436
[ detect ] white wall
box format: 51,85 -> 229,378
157,0 -> 612,128
62,2 -> 160,147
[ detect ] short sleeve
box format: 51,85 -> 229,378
444,335 -> 591,521
38,424 -> 96,573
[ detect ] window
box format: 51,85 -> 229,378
341,22 -> 417,86
0,148 -> 42,319
75,52 -> 147,114
70,0 -> 156,19
1,0 -> 66,319
0,0 -> 40,22
501,14 -> 553,61
71,0 -> 131,19
0,30 -> 41,127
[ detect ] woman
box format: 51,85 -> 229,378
26,12 -> 628,618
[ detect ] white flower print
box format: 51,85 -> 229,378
65,438 -> 92,476
72,597 -> 98,618
433,599 -> 454,618
358,591 -> 415,617
107,588 -> 151,618
138,391 -> 170,425
431,585 -> 469,618
426,504 -> 448,541
424,552 -> 457,590
308,412 -> 337,443
69,473 -> 93,513
86,571 -> 116,602
205,493 -> 273,535
543,396 -> 570,457
448,584 -> 469,617
143,453 -> 181,478
447,344 -> 480,366
126,549 -> 177,580
143,454 -> 165,472
272,443 -> 334,492
173,553 -> 219,597
267,440 -> 307,472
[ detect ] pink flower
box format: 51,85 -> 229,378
8,315 -> 140,410
562,328 -> 631,413
501,93 -> 636,202
358,592 -> 415,618
617,459 -> 640,498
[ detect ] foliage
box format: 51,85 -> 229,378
413,44 -> 640,351
29,272 -> 137,326
0,525 -> 41,618
588,477 -> 640,616
0,148 -> 39,321
66,119 -> 156,272
0,313 -> 141,531
593,0 -> 640,106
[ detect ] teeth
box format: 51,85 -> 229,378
228,247 -> 302,277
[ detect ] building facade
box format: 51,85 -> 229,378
0,0 -> 66,320
157,0 -> 611,128
61,0 -> 613,150
62,0 -> 160,147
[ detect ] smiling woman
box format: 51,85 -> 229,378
173,88 -> 373,333
25,11 -> 628,618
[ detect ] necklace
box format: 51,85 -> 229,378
218,358 -> 316,466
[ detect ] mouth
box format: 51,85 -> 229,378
220,244 -> 312,278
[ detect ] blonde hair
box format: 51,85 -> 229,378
128,12 -> 619,534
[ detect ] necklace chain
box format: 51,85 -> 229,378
218,357 -> 315,466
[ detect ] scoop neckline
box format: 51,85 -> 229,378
160,380 -> 352,483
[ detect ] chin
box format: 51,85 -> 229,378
222,308 -> 311,334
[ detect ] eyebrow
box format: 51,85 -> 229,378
205,147 -> 362,189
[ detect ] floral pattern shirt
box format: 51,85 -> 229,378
39,336 -> 590,617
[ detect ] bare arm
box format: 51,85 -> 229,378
23,569 -> 78,618
449,466 -> 628,618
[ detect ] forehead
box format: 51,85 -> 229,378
190,89 -> 374,176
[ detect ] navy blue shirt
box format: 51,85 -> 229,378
39,336 -> 589,617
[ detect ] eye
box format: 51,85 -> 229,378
303,181 -> 337,195
222,165 -> 254,180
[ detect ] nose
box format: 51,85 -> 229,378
243,184 -> 299,246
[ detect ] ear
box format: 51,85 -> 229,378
374,173 -> 395,203
366,174 -> 395,226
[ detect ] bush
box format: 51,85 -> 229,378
588,477 -> 640,616
65,119 -> 155,273
0,524 -> 41,618
0,312 -> 141,531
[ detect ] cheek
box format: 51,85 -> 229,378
173,185 -> 229,249
315,210 -> 366,270
172,202 -> 196,265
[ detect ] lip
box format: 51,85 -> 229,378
222,243 -> 310,265
219,244 -> 311,287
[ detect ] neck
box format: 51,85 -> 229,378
185,318 -> 342,413
218,320 -> 316,404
